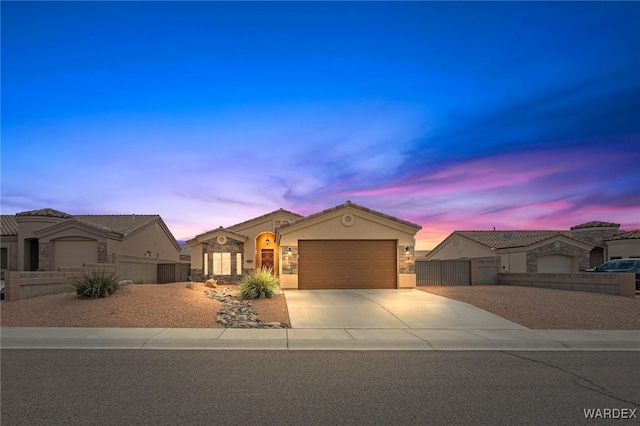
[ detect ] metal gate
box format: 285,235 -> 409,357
157,264 -> 176,284
416,260 -> 471,286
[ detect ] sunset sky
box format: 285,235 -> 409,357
2,2 -> 639,249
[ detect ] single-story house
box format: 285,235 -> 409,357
1,208 -> 180,277
426,221 -> 638,273
188,201 -> 422,289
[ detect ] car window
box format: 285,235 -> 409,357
598,261 -> 618,271
618,260 -> 635,270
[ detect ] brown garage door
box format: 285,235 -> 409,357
53,240 -> 98,269
298,240 -> 397,289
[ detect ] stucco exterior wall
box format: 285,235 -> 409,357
606,239 -> 640,260
1,237 -> 18,278
15,216 -> 66,271
278,212 -> 417,246
426,236 -> 494,260
497,251 -> 527,273
109,222 -> 179,261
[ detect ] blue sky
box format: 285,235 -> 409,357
2,1 -> 639,248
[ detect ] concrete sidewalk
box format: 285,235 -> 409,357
2,327 -> 639,351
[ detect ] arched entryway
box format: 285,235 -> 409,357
589,247 -> 604,268
255,232 -> 279,274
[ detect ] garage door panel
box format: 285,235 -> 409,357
53,240 -> 98,269
299,240 -> 397,289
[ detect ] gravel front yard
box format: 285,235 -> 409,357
417,285 -> 640,330
1,283 -> 638,330
0,283 -> 289,328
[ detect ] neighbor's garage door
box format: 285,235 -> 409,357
298,240 -> 397,289
53,240 -> 98,270
537,254 -> 573,273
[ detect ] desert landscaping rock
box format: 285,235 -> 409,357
206,288 -> 290,329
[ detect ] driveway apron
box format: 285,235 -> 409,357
284,289 -> 526,329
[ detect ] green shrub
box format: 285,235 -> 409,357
238,268 -> 279,299
71,269 -> 123,298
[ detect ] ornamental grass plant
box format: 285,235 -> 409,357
238,268 -> 279,299
70,269 -> 124,298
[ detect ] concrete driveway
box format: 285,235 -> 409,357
284,289 -> 526,330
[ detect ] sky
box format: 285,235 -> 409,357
1,1 -> 639,249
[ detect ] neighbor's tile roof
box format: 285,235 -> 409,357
179,244 -> 191,256
605,230 -> 640,241
74,215 -> 160,237
4,210 -> 161,238
1,215 -> 19,236
228,208 -> 303,230
16,208 -> 72,218
278,201 -> 422,230
570,221 -> 620,230
454,230 -> 574,249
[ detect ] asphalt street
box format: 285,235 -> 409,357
2,350 -> 639,425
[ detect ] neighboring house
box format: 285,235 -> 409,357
179,243 -> 191,262
0,208 -> 180,277
604,230 -> 640,260
188,201 -> 422,289
426,221 -> 637,273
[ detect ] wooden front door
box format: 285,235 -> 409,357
261,249 -> 274,271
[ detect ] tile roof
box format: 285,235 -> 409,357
2,211 -> 162,238
228,208 -> 302,230
605,230 -> 640,241
15,208 -> 73,218
570,221 -> 620,230
455,230 -> 574,249
277,200 -> 422,230
1,215 -> 19,236
74,215 -> 160,237
179,244 -> 191,256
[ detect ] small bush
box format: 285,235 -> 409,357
71,269 -> 123,298
238,268 -> 279,299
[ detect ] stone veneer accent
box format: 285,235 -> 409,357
399,245 -> 415,274
281,246 -> 298,275
38,242 -> 50,271
526,241 -> 590,273
190,238 -> 244,283
569,228 -> 619,248
97,242 -> 108,263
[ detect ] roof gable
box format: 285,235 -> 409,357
228,208 -> 302,232
188,226 -> 249,245
278,201 -> 421,232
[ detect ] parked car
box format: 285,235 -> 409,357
584,259 -> 640,290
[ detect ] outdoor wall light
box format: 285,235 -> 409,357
265,238 -> 270,245
287,247 -> 292,255
404,246 -> 410,252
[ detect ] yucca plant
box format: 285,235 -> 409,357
71,269 -> 124,298
238,268 -> 279,299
